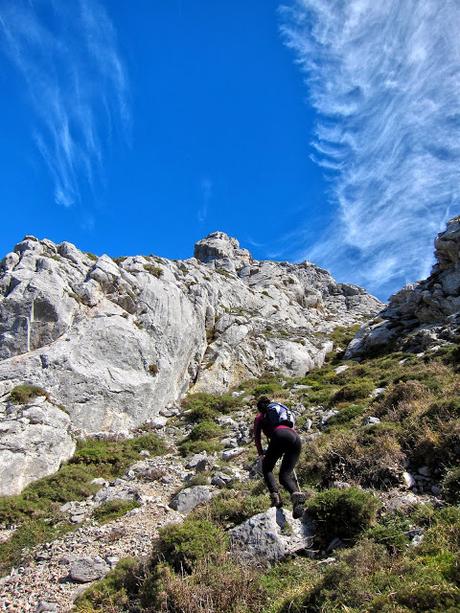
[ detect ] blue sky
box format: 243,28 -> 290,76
1,1 -> 459,300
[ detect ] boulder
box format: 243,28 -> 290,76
169,485 -> 215,514
230,507 -> 315,563
69,556 -> 109,583
0,399 -> 75,496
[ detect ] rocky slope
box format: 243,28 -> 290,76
347,216 -> 460,357
0,232 -> 380,494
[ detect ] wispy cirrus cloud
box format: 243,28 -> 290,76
0,0 -> 129,207
198,177 -> 213,223
281,0 -> 460,298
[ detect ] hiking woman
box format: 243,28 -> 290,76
253,396 -> 306,519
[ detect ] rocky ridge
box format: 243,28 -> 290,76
347,216 -> 460,357
0,231 -> 380,494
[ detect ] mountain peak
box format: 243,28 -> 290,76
194,231 -> 252,269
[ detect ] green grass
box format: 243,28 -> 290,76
0,432 -> 166,577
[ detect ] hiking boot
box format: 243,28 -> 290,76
270,492 -> 283,508
291,492 -> 307,519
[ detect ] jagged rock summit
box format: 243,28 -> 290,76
0,231 -> 380,493
347,216 -> 460,357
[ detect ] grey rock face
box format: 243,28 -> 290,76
69,556 -> 109,583
0,233 -> 379,437
169,485 -> 214,514
346,217 -> 460,357
230,507 -> 315,563
0,396 -> 75,496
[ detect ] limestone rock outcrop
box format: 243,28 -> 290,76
0,232 -> 380,438
0,386 -> 75,496
347,217 -> 460,357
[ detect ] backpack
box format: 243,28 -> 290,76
265,402 -> 295,428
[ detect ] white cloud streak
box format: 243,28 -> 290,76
0,0 -> 129,207
198,177 -> 213,223
281,0 -> 460,297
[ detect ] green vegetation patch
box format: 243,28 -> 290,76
92,500 -> 140,525
442,466 -> 460,504
297,423 -> 404,489
157,518 -> 229,573
9,384 -> 48,404
143,264 -> 163,277
306,487 -> 381,546
74,557 -> 140,612
182,392 -> 239,422
193,489 -> 270,528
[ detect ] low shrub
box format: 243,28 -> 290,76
306,487 -> 380,545
297,424 -> 404,489
333,378 -> 375,402
406,418 -> 460,473
326,404 -> 366,426
148,363 -> 159,376
188,420 -> 224,441
426,397 -> 460,422
143,264 -> 163,277
179,439 -> 222,456
182,393 -> 239,422
179,419 -> 224,456
74,557 -> 141,611
366,514 -> 411,554
9,384 -> 48,404
157,518 -> 228,572
153,556 -> 266,613
442,467 -> 460,504
376,380 -> 430,421
92,500 -> 140,525
194,490 -> 270,528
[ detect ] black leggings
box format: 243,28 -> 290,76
262,428 -> 302,494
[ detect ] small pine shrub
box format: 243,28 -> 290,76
179,418 -> 225,456
9,384 -> 48,404
188,420 -> 223,441
158,518 -> 228,572
306,487 -> 380,545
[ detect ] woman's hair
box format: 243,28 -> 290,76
257,396 -> 271,412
